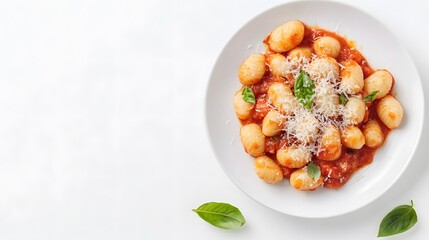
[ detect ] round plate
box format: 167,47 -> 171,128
205,1 -> 424,218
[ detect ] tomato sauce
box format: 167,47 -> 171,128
248,24 -> 393,189
314,146 -> 376,188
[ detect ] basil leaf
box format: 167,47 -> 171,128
294,70 -> 315,111
378,200 -> 418,237
193,202 -> 246,229
363,90 -> 380,103
242,86 -> 255,104
340,93 -> 349,105
307,161 -> 321,180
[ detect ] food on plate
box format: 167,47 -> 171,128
240,123 -> 266,157
363,120 -> 384,148
254,155 -> 284,184
341,125 -> 366,150
233,20 -> 404,191
268,20 -> 305,52
277,145 -> 311,168
233,88 -> 254,120
340,59 -> 364,94
317,124 -> 342,161
238,53 -> 266,85
344,97 -> 366,124
290,167 -> 323,191
262,110 -> 284,136
363,70 -> 393,99
376,95 -> 404,129
313,36 -> 341,58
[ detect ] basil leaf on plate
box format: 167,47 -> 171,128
242,86 -> 255,104
307,161 -> 321,180
363,90 -> 380,103
378,200 -> 418,237
294,70 -> 315,111
340,92 -> 349,105
193,202 -> 246,229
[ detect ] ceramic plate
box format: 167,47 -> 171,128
205,1 -> 424,218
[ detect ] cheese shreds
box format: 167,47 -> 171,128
284,106 -> 319,145
313,77 -> 339,118
284,54 -> 311,79
290,145 -> 311,161
269,55 -> 353,155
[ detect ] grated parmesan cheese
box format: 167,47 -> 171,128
269,55 -> 354,155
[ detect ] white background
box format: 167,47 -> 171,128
0,0 -> 428,239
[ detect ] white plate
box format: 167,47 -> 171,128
205,1 -> 424,218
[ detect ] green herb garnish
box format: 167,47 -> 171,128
294,70 -> 315,111
242,86 -> 255,104
340,92 -> 349,105
307,161 -> 321,180
378,200 -> 418,237
363,90 -> 380,103
193,202 -> 246,230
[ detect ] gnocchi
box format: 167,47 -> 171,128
267,53 -> 288,77
233,89 -> 253,120
344,97 -> 366,124
340,59 -> 364,94
233,20 -> 404,191
254,156 -> 284,184
363,120 -> 384,148
314,36 -> 341,58
313,83 -> 340,118
288,47 -> 312,60
277,146 -> 311,168
267,82 -> 297,115
363,70 -> 393,99
240,123 -> 265,157
238,53 -> 266,85
268,20 -> 305,52
317,125 -> 342,161
262,110 -> 284,137
290,168 -> 323,191
376,95 -> 404,129
307,56 -> 340,80
341,126 -> 365,149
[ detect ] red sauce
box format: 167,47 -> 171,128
314,146 -> 376,188
252,96 -> 270,123
265,136 -> 288,154
247,24 -> 393,189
